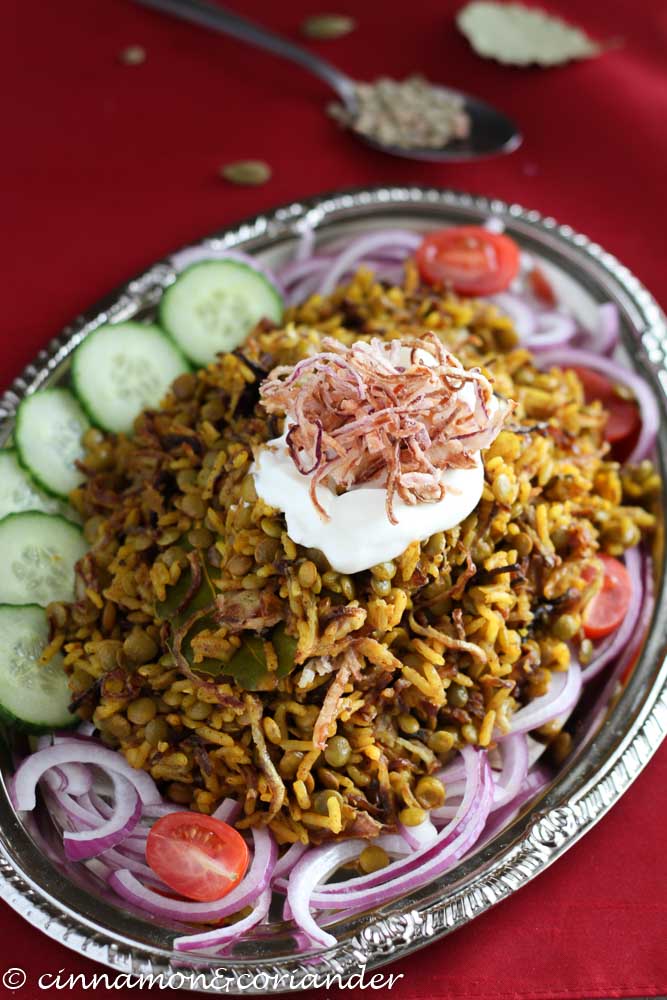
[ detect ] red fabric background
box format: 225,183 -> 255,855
2,1 -> 667,997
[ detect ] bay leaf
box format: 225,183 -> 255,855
457,2 -> 601,67
224,624 -> 297,691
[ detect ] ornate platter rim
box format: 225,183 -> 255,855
0,185 -> 666,993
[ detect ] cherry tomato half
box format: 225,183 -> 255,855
146,812 -> 249,902
416,226 -> 521,296
571,366 -> 641,446
582,553 -> 633,640
528,265 -> 557,306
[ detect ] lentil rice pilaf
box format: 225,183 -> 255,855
47,258 -> 657,849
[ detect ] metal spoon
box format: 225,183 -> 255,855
136,0 -> 521,161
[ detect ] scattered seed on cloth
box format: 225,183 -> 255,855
301,14 -> 356,40
220,161 -> 272,186
118,45 -> 147,66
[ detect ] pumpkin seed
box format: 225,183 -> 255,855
221,160 -> 272,186
301,14 -> 356,40
119,45 -> 146,66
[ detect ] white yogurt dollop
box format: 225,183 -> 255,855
252,343 -> 500,575
253,435 -> 485,575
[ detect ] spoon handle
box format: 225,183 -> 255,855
136,0 -> 356,102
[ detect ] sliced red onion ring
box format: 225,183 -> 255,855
12,742 -> 161,811
477,765 -> 553,848
309,780 -> 493,915
439,778 -> 466,799
64,773 -> 141,861
39,733 -> 93,785
174,886 -> 273,953
284,255 -> 406,304
596,303 -> 621,354
40,759 -> 92,797
318,230 -> 421,296
269,833 -> 411,898
301,749 -> 492,912
272,841 -> 308,881
57,764 -> 93,796
106,839 -> 147,863
286,839 -> 365,949
507,657 -> 582,735
429,800 -> 462,823
582,546 -> 643,683
41,767 -> 67,793
490,733 -> 529,810
536,347 -> 659,463
524,310 -> 577,350
42,786 -> 98,831
374,263 -> 406,286
293,221 -> 316,263
373,833 -> 413,856
141,801 -> 187,818
276,256 -> 332,286
285,271 -> 326,306
489,292 -> 537,340
435,759 -> 467,784
211,798 -> 242,825
99,847 -> 159,883
577,303 -> 620,356
398,818 -> 438,849
109,826 -> 276,923
306,838 -> 415,926
317,231 -> 421,258
86,790 -> 114,819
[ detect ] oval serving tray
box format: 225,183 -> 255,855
1,186 -> 666,993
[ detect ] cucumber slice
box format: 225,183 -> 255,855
0,511 -> 87,606
159,260 -> 283,366
72,322 -> 190,435
0,604 -> 76,730
15,388 -> 90,498
0,450 -> 63,518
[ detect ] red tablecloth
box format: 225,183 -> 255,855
3,1 -> 667,997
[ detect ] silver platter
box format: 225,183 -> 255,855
1,186 -> 666,993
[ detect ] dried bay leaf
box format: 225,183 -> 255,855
224,624 -> 297,691
457,2 -> 601,67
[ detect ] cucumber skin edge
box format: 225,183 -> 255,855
0,703 -> 78,735
0,509 -> 85,535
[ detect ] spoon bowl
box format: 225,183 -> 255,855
352,85 -> 522,161
137,0 -> 522,162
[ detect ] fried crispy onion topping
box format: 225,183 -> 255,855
259,333 -> 514,523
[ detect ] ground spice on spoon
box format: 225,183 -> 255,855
328,74 -> 471,149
